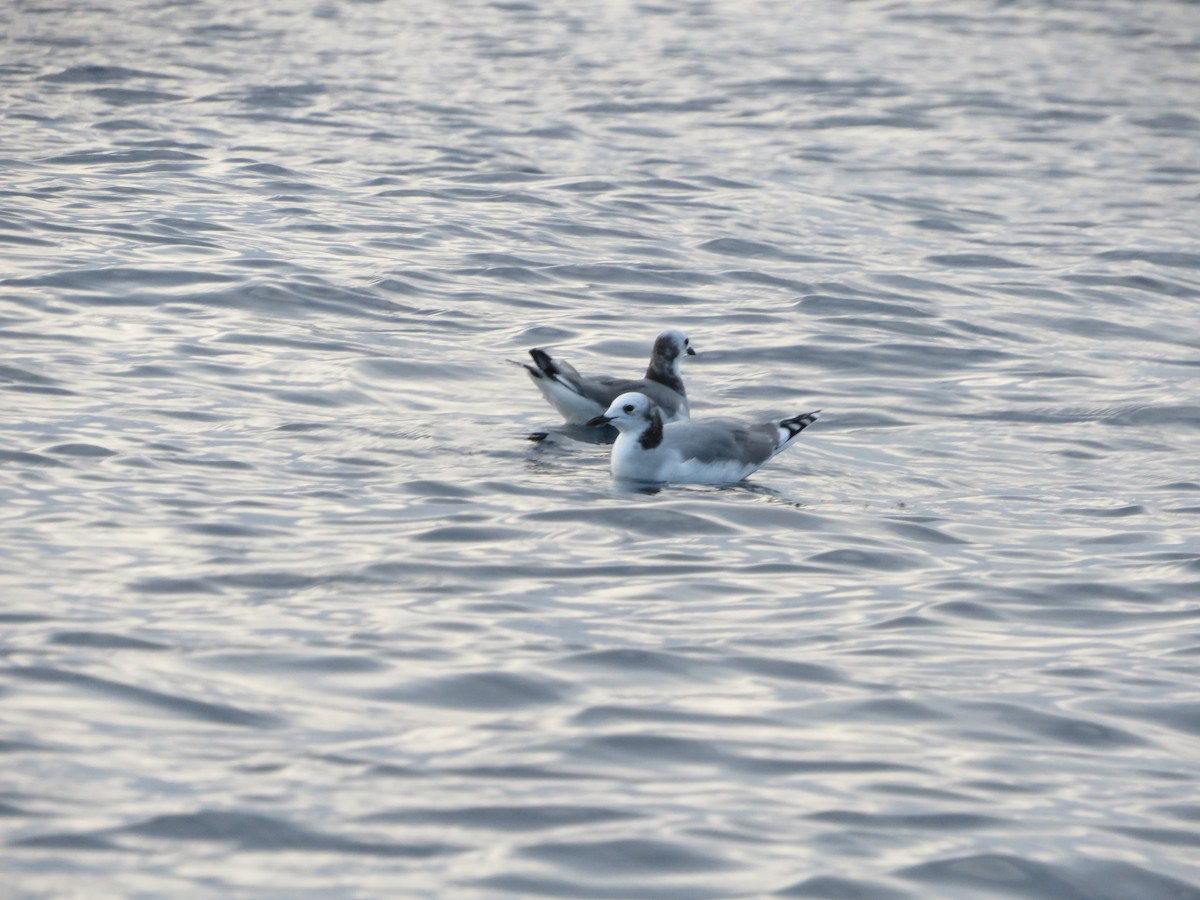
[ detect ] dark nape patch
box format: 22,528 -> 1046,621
644,367 -> 684,394
639,411 -> 664,450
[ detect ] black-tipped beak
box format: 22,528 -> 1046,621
586,414 -> 612,428
686,346 -> 696,356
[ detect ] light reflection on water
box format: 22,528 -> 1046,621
2,0 -> 1200,896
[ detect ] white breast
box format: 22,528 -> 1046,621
610,434 -> 755,484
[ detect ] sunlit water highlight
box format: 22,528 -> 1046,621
2,0 -> 1200,896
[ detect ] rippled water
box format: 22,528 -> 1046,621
3,0 -> 1200,896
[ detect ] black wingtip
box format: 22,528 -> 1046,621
781,410 -> 819,440
527,348 -> 555,377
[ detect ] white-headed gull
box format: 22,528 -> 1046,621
587,391 -> 818,484
522,329 -> 695,425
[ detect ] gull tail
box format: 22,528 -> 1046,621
520,348 -> 598,424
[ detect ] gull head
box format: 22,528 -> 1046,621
587,391 -> 658,431
652,328 -> 696,364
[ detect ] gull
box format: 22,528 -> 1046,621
521,329 -> 695,425
587,391 -> 818,484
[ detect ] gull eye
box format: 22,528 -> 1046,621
623,404 -> 635,413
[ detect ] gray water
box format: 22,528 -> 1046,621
3,0 -> 1200,896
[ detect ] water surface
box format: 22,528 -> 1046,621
2,0 -> 1200,896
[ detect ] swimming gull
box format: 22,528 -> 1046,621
521,329 -> 695,425
587,391 -> 818,484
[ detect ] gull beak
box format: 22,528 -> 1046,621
586,414 -> 612,427
686,346 -> 696,356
